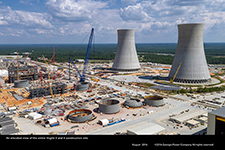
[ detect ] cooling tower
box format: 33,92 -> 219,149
112,29 -> 140,71
168,23 -> 211,84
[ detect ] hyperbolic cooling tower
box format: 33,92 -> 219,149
168,23 -> 211,83
112,29 -> 140,71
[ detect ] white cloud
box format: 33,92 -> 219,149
0,6 -> 53,29
120,3 -> 152,22
46,0 -> 108,22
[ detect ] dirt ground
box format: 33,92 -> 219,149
0,88 -> 45,107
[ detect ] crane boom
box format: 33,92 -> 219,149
69,28 -> 94,83
69,57 -> 82,78
42,55 -> 54,98
81,28 -> 94,82
170,61 -> 182,83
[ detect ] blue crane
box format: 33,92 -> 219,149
69,28 -> 94,83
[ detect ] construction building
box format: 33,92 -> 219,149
168,23 -> 211,84
8,66 -> 38,83
29,83 -> 67,99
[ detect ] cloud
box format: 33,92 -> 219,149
0,6 -> 53,29
120,3 -> 152,22
46,0 -> 108,22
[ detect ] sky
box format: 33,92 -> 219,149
0,0 -> 225,44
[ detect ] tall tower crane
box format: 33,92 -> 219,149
69,28 -> 94,84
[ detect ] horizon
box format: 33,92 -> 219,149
0,1 -> 225,44
1,42 -> 225,45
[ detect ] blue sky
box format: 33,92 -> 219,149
0,0 -> 225,44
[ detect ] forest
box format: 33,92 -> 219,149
0,43 -> 225,64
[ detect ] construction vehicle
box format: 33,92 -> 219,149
69,28 -> 94,90
170,61 -> 182,83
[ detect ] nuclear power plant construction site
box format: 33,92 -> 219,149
1,23 -> 225,136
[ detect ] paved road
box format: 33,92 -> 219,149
87,99 -> 196,135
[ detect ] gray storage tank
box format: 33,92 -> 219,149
99,99 -> 120,114
168,23 -> 211,84
112,29 -> 140,71
144,95 -> 164,107
43,102 -> 52,116
123,98 -> 143,108
75,82 -> 89,91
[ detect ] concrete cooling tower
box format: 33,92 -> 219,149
112,29 -> 140,71
168,23 -> 211,84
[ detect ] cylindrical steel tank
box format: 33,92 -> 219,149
168,23 -> 211,84
43,102 -> 52,116
75,81 -> 89,91
67,109 -> 93,123
14,80 -> 29,88
144,95 -> 164,106
99,99 -> 120,114
112,29 -> 140,71
123,98 -> 143,108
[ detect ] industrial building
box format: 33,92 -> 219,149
126,122 -> 165,135
207,107 -> 225,135
168,23 -> 211,84
169,109 -> 207,124
112,29 -> 140,71
0,117 -> 19,135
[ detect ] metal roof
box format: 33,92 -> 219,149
209,106 -> 225,118
127,122 -> 165,135
170,109 -> 206,123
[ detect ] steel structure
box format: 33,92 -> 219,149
8,66 -> 38,83
66,109 -> 93,123
168,23 -> 211,83
112,29 -> 140,71
29,83 -> 66,99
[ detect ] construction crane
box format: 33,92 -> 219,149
17,51 -> 20,81
42,55 -> 54,98
69,28 -> 94,84
170,61 -> 182,83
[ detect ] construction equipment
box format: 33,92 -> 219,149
170,61 -> 182,83
17,51 -> 20,81
69,28 -> 94,84
42,55 -> 54,98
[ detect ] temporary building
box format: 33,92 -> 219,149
127,122 -> 165,135
99,119 -> 109,126
28,112 -> 42,120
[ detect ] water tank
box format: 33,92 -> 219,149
75,81 -> 89,91
144,95 -> 164,106
99,99 -> 120,114
123,98 -> 143,108
43,102 -> 52,116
